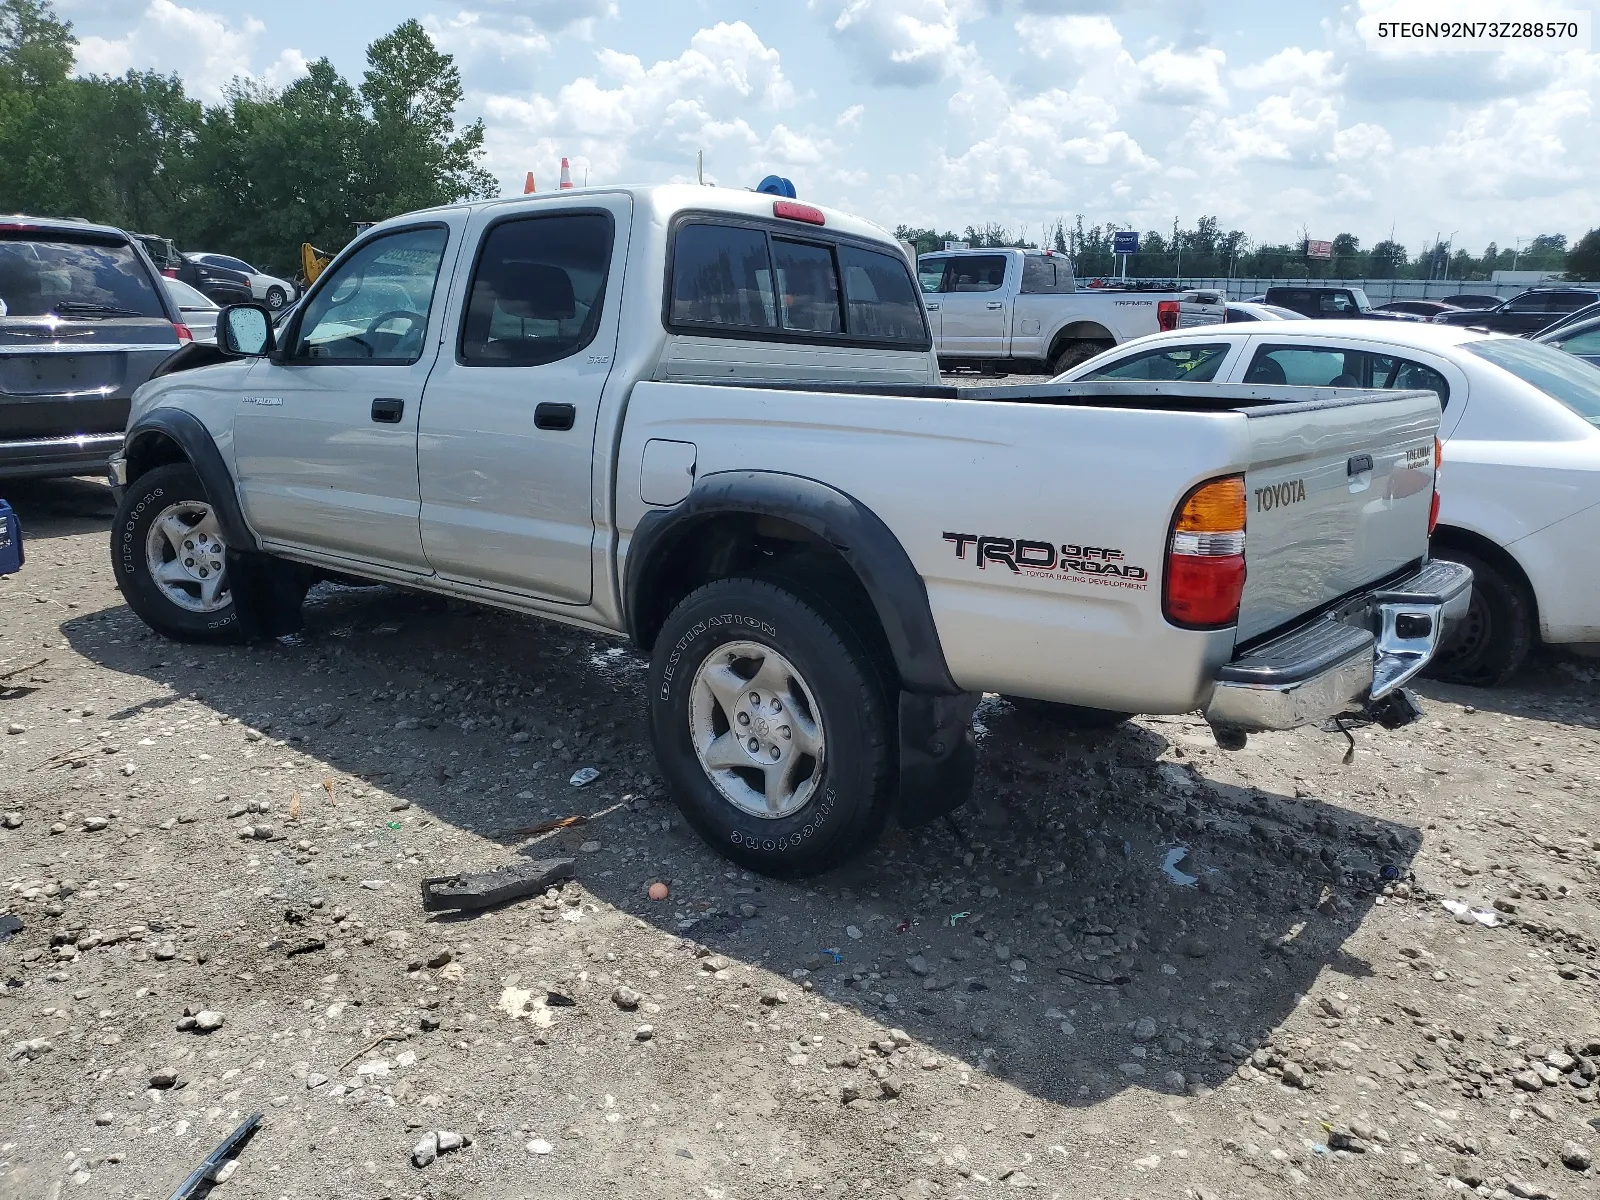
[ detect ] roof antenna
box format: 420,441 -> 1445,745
697,149 -> 703,185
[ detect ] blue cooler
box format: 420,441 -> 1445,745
0,499 -> 22,576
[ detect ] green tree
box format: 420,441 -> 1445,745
1568,229 -> 1600,281
1369,239 -> 1407,278
358,19 -> 495,217
0,0 -> 76,212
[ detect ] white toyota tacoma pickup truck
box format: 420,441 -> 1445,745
917,246 -> 1218,375
107,185 -> 1468,875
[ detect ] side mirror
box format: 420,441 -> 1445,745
219,303 -> 273,357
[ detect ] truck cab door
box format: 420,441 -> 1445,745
415,194 -> 631,604
231,217 -> 466,570
935,253 -> 1011,356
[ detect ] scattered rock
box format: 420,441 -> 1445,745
149,1068 -> 179,1090
635,1025 -> 654,1041
1561,1140 -> 1592,1171
412,1130 -> 471,1168
612,986 -> 641,1010
1131,1016 -> 1157,1043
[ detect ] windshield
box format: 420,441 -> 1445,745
1466,337 -> 1600,427
0,233 -> 166,318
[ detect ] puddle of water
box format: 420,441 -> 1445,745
1160,846 -> 1198,887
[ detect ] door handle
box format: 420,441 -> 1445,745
985,302 -> 1004,309
371,397 -> 404,423
925,303 -> 940,310
535,402 -> 576,431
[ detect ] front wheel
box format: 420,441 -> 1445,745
649,578 -> 894,877
110,463 -> 247,642
264,285 -> 287,310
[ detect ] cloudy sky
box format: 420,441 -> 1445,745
60,0 -> 1599,255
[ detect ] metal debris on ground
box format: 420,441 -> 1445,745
165,1111 -> 262,1200
421,857 -> 576,912
497,814 -> 588,840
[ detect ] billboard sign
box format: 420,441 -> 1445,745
1306,239 -> 1334,260
1112,231 -> 1140,255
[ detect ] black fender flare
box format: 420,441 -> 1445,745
124,407 -> 258,552
625,470 -> 977,827
626,469 -> 960,694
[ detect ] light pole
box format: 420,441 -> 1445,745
1442,230 -> 1459,282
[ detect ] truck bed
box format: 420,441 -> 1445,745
617,380 -> 1441,712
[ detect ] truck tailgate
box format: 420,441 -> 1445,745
1236,390 -> 1439,642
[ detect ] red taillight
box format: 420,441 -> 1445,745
1157,299 -> 1180,332
773,200 -> 825,226
162,267 -> 179,278
1428,436 -> 1442,536
1164,475 -> 1247,629
174,323 -> 193,343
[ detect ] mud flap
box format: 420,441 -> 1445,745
227,551 -> 313,640
894,691 -> 980,827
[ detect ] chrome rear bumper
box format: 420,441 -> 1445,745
1205,559 -> 1473,734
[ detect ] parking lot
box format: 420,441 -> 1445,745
2,474 -> 1598,1200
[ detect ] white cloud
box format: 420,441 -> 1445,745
1232,47 -> 1342,92
1133,45 -> 1226,107
836,103 -> 865,128
479,23 -> 826,192
810,0 -> 981,87
73,0 -> 305,100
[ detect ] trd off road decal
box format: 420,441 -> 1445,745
943,533 -> 1149,591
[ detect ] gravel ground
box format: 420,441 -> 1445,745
1,475 -> 1598,1200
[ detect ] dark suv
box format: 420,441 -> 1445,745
1,216 -> 187,480
1432,286 -> 1600,335
1261,285 -> 1410,321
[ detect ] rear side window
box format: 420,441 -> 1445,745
460,212 -> 613,366
1244,345 -> 1449,404
668,220 -> 928,348
0,233 -> 166,318
1020,257 -> 1073,294
1079,343 -> 1230,382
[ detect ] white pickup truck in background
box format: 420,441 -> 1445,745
108,185 -> 1466,877
917,247 -> 1218,374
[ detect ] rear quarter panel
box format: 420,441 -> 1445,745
616,383 -> 1249,713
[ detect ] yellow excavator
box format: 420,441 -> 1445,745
300,243 -> 334,286
300,224 -> 377,287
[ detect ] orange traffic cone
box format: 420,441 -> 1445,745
524,171 -> 536,194
559,157 -> 573,189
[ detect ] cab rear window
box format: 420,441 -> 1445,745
668,221 -> 929,349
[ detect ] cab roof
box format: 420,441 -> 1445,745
370,184 -> 902,250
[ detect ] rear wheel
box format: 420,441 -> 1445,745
1003,697 -> 1131,730
1050,340 -> 1113,376
111,463 -> 247,643
265,285 -> 287,310
1425,549 -> 1535,687
649,578 -> 894,877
